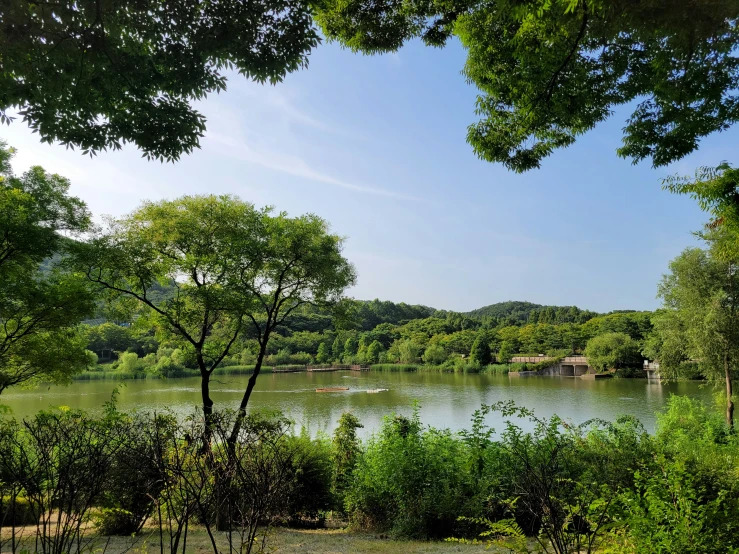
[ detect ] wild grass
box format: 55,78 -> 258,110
369,364 -> 421,372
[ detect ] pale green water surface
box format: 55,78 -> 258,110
0,372 -> 714,436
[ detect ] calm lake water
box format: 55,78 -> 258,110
0,372 -> 715,436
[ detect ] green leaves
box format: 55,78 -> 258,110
584,332 -> 641,372
0,143 -> 95,394
1,0 -> 320,161
318,0 -> 739,170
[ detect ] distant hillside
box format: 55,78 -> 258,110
466,301 -> 601,325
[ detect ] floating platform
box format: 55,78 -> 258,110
315,387 -> 350,392
580,373 -> 612,380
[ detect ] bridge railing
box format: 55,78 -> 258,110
509,356 -> 590,365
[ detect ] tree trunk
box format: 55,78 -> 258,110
218,336 -> 270,532
229,333 -> 270,446
725,352 -> 734,428
197,352 -> 215,445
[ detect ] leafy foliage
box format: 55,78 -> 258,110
664,163 -> 739,260
318,0 -> 739,171
584,332 -> 642,372
0,143 -> 95,394
651,240 -> 739,425
1,0 -> 320,161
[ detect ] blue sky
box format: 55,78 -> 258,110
4,38 -> 737,313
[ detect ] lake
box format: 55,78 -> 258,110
0,372 -> 715,436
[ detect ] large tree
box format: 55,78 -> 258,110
74,195 -> 268,424
75,195 -> 355,435
227,210 -> 356,441
1,0 -> 319,161
652,239 -> 739,427
0,143 -> 95,394
584,332 -> 641,373
318,0 -> 739,171
664,163 -> 739,259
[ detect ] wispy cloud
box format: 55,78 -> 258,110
224,82 -> 358,138
208,132 -> 421,201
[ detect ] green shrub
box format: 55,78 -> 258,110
423,344 -> 448,365
611,397 -> 739,553
284,433 -> 334,520
368,364 -> 419,372
346,409 -> 478,539
332,413 -> 363,511
0,495 -> 37,527
483,364 -> 510,375
617,455 -> 739,553
97,412 -> 173,535
119,351 -> 144,373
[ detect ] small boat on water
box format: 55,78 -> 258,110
315,387 -> 349,392
366,388 -> 389,394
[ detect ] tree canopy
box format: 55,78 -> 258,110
318,0 -> 739,171
651,238 -> 739,426
1,0 -> 319,161
664,163 -> 739,259
74,195 -> 268,419
584,332 -> 641,373
74,194 -> 356,432
0,143 -> 94,394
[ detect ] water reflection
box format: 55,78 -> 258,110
0,372 -> 714,436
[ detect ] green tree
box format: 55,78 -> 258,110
332,336 -> 344,360
497,341 -> 516,364
365,340 -> 384,364
316,342 -> 331,364
397,339 -> 421,364
318,0 -> 739,171
1,0 -> 319,161
664,163 -> 739,259
226,211 -> 356,441
76,196 -> 356,440
0,143 -> 95,394
422,343 -> 448,365
469,333 -> 492,366
344,336 -> 358,357
652,241 -> 739,426
584,332 -> 642,373
83,323 -> 138,359
74,195 -> 266,425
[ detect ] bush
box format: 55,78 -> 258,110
332,413 -> 363,512
585,332 -> 641,372
346,410 -> 478,539
368,364 -> 419,372
423,344 -> 448,365
97,412 -> 172,535
284,433 -> 334,520
0,495 -> 37,527
118,351 -> 143,373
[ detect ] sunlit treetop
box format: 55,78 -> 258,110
317,0 -> 739,171
0,0 -> 320,161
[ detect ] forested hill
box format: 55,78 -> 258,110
465,301 -> 602,325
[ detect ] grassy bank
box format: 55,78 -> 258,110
367,362 -> 540,375
72,365 -> 278,381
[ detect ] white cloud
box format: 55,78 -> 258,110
207,131 -> 421,201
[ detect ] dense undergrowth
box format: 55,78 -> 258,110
1,396 -> 737,554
